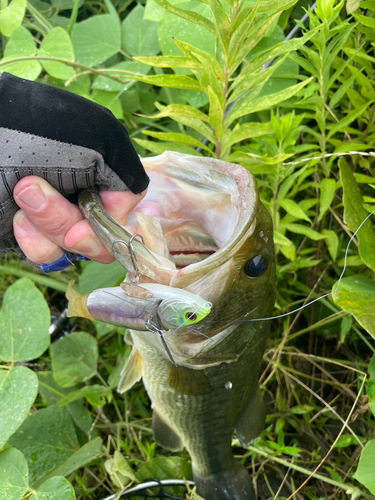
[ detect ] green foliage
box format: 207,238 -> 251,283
1,0 -> 375,498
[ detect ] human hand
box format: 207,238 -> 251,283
13,176 -> 147,266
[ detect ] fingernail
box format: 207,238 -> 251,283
14,213 -> 36,234
72,235 -> 101,256
16,184 -> 47,210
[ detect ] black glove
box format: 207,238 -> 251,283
0,72 -> 149,257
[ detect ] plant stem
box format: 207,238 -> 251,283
67,0 -> 81,35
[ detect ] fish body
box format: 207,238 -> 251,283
78,152 -> 276,500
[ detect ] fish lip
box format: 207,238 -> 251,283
142,152 -> 259,283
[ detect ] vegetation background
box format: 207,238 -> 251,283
1,0 -> 375,498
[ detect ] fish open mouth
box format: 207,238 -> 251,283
125,151 -> 258,275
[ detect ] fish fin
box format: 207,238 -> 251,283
117,347 -> 143,393
120,282 -> 154,298
66,281 -> 95,321
193,461 -> 254,500
152,410 -> 183,451
124,330 -> 133,345
168,365 -> 211,396
236,385 -> 265,448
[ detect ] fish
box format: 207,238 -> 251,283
76,151 -> 276,500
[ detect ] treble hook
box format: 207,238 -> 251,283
145,318 -> 177,367
111,234 -> 145,284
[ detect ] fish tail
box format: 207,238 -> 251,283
193,461 -> 254,500
66,281 -> 95,321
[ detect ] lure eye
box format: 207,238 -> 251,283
244,255 -> 269,278
184,312 -> 197,322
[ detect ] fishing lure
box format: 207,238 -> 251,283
66,281 -> 212,364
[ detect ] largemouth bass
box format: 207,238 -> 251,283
76,152 -> 276,500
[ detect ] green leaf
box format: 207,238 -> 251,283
92,61 -> 150,92
51,332 -> 98,387
55,384 -> 109,407
284,223 -> 326,241
327,102 -> 372,140
141,130 -> 213,154
141,102 -> 209,121
8,406 -> 80,485
225,77 -> 313,125
353,439 -> 375,494
340,314 -> 352,343
278,199 -> 310,222
38,437 -> 102,486
30,477 -> 75,500
318,178 -> 336,222
333,275 -> 375,338
0,366 -> 38,448
134,55 -> 200,69
154,0 -> 215,35
222,122 -> 273,150
0,278 -> 50,362
71,14 -> 120,66
0,448 -> 28,500
136,457 -> 192,482
122,5 -> 159,56
0,0 -> 26,37
134,138 -> 200,155
322,229 -> 339,262
354,13 -> 375,28
104,450 -> 136,489
127,73 -> 202,91
346,0 -> 361,13
39,27 -> 75,80
78,261 -> 125,294
144,0 -> 186,22
339,158 -> 375,272
1,26 -> 41,79
157,2 -> 216,68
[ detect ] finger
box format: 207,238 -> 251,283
100,188 -> 148,226
13,177 -> 114,263
13,210 -> 64,265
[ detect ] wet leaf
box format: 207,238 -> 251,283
353,439 -> 375,494
38,437 -> 103,486
0,448 -> 28,500
339,158 -> 375,272
332,275 -> 375,338
39,27 -> 75,80
8,406 -> 80,485
0,0 -> 26,37
0,366 -> 38,447
51,332 -> 98,387
122,5 -> 159,56
30,476 -> 75,500
71,14 -> 120,66
0,278 -> 50,362
1,26 -> 41,80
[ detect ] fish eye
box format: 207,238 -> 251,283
244,255 -> 269,278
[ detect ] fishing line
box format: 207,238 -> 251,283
234,208 -> 375,323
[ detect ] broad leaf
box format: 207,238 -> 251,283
332,275 -> 375,339
8,406 -> 80,485
0,366 -> 38,447
37,437 -> 103,486
0,0 -> 26,37
1,26 -> 41,79
136,457 -> 192,482
30,477 -> 75,500
92,61 -> 150,92
0,448 -> 28,500
78,261 -> 125,294
71,14 -> 121,66
144,0 -> 186,22
0,278 -> 50,362
122,5 -> 159,56
353,439 -> 375,494
339,158 -> 375,272
51,331 -> 98,387
39,27 -> 75,80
